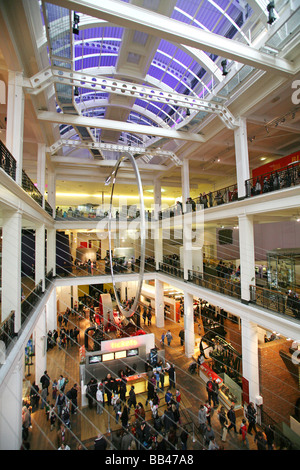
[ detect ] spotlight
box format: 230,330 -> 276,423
267,1 -> 276,25
186,108 -> 190,116
73,12 -> 80,35
74,86 -> 79,96
221,59 -> 228,76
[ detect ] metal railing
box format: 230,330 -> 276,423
245,160 -> 300,198
159,262 -> 184,280
44,199 -> 54,217
0,140 -> 54,217
22,170 -> 43,207
159,162 -> 300,219
0,140 -> 17,181
55,205 -> 153,221
188,269 -> 241,300
21,280 -> 43,326
249,285 -> 300,320
0,311 -> 16,349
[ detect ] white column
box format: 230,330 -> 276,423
35,224 -> 45,291
46,287 -> 57,332
47,169 -> 56,217
181,158 -> 190,212
47,228 -> 56,276
192,207 -> 204,274
238,214 -> 255,303
153,178 -> 163,270
155,279 -> 164,328
154,227 -> 163,271
234,117 -> 250,199
34,308 -> 47,386
0,357 -> 23,450
1,210 -> 22,331
37,143 -> 46,208
241,319 -> 260,405
184,292 -> 194,357
6,71 -> 24,185
153,178 -> 161,220
183,219 -> 193,280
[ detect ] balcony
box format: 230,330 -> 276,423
0,140 -> 53,217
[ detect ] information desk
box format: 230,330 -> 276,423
81,372 -> 170,407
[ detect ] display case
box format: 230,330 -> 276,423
267,248 -> 300,290
219,373 -> 242,410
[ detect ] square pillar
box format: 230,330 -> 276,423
35,224 -> 45,291
46,228 -> 56,276
155,279 -> 165,328
184,292 -> 195,358
0,358 -> 23,449
238,214 -> 255,303
234,117 -> 250,199
47,169 -> 56,217
154,227 -> 163,271
153,178 -> 161,220
241,319 -> 260,404
6,71 -> 24,185
37,143 -> 46,209
46,287 -> 57,332
182,220 -> 193,280
181,159 -> 190,213
34,307 -> 47,385
1,210 -> 22,331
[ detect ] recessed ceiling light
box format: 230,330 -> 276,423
260,157 -> 266,161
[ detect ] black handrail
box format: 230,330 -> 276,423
245,160 -> 300,198
159,262 -> 184,279
44,199 -> 54,217
22,170 -> 43,207
249,285 -> 300,320
188,269 -> 241,300
0,140 -> 17,181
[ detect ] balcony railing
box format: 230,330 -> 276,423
0,311 -> 16,349
159,161 -> 300,218
0,140 -> 54,217
55,205 -> 153,221
245,160 -> 300,198
159,262 -> 184,280
21,280 -> 43,326
0,140 -> 17,181
249,285 -> 300,320
188,269 -> 241,300
22,170 -> 43,207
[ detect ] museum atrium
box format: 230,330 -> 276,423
0,0 -> 299,451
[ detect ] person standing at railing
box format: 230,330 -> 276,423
255,178 -> 261,195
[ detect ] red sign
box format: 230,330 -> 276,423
252,150 -> 300,179
200,362 -> 223,384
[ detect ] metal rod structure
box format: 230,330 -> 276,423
106,152 -> 146,318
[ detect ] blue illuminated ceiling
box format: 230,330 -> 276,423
42,0 -> 255,148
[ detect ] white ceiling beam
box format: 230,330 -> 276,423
45,0 -> 296,76
36,110 -> 206,143
25,67 -> 237,129
50,155 -> 167,171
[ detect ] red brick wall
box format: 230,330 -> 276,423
224,318 -> 242,355
258,339 -> 300,425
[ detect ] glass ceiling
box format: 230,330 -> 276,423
41,0 -> 260,149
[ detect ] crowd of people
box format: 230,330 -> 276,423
83,361 -> 185,450
196,381 -> 278,451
